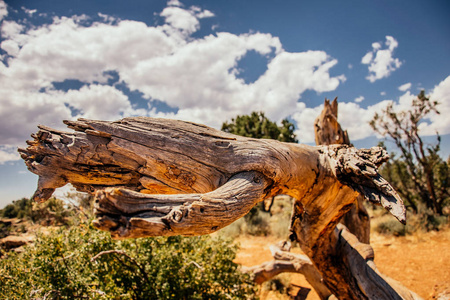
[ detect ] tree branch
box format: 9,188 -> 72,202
92,171 -> 271,238
243,241 -> 332,300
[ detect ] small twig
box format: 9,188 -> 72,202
57,253 -> 75,261
187,260 -> 203,270
91,250 -> 134,262
43,290 -> 60,300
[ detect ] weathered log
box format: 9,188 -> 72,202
329,224 -> 422,300
20,116 -> 412,299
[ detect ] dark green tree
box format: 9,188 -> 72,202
370,90 -> 449,215
0,198 -> 35,219
221,112 -> 298,143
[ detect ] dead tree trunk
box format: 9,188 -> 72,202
20,116 -> 420,299
314,97 -> 370,243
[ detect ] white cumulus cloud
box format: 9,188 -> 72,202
0,1 -> 347,163
398,82 -> 411,91
0,146 -> 19,165
291,76 -> 450,144
167,0 -> 183,7
355,96 -> 364,103
0,0 -> 7,22
361,36 -> 402,82
160,6 -> 200,34
22,7 -> 37,17
423,75 -> 450,136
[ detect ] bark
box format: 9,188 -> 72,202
244,99 -> 417,299
20,116 -> 416,299
329,224 -> 422,300
314,97 -> 350,146
314,97 -> 370,243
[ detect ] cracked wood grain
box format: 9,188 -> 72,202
19,116 -> 413,299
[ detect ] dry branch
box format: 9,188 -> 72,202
93,171 -> 270,238
243,241 -> 332,300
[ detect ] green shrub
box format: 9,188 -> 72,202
374,219 -> 412,236
0,197 -> 74,226
260,274 -> 292,297
373,207 -> 448,236
268,196 -> 293,239
0,223 -> 257,299
0,198 -> 33,219
218,196 -> 294,239
243,206 -> 271,236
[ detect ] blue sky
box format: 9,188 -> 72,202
1,0 -> 449,207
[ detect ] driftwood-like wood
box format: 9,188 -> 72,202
243,98 -> 402,299
314,97 -> 350,146
315,98 -> 370,243
93,171 -> 269,238
20,116 -> 416,299
331,224 -> 422,300
243,241 -> 332,300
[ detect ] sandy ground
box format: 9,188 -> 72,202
235,227 -> 450,299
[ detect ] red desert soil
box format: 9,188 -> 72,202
235,227 -> 450,299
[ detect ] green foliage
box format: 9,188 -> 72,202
217,209 -> 271,238
0,197 -> 74,226
261,276 -> 290,295
218,196 -> 293,239
32,197 -> 75,226
379,148 -> 449,217
242,205 -> 271,236
266,196 -> 293,238
371,90 -> 449,216
371,204 -> 448,236
0,198 -> 33,219
0,222 -> 257,299
374,218 -> 412,236
221,111 -> 298,143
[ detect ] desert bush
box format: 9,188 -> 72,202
268,196 -> 293,238
374,218 -> 412,236
217,209 -> 271,238
372,204 -> 448,236
371,91 -> 449,216
0,198 -> 33,219
260,274 -> 293,300
217,218 -> 247,239
242,206 -> 271,236
0,222 -> 257,299
218,196 -> 294,239
31,197 -> 75,226
0,197 -> 74,226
